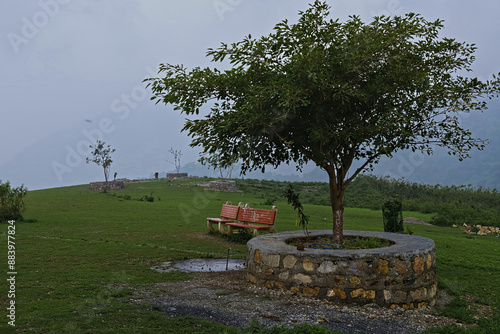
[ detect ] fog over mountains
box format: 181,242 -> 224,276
1,99 -> 499,191
2,1 -> 500,192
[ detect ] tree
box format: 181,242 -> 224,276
169,147 -> 183,173
146,1 -> 500,243
86,140 -> 116,183
200,150 -> 237,181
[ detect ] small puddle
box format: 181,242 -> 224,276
152,259 -> 247,273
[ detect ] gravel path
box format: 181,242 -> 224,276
129,271 -> 459,333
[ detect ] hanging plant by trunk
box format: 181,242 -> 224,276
284,184 -> 310,237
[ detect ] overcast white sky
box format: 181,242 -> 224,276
1,0 -> 499,188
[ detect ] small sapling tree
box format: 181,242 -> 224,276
169,147 -> 183,173
200,150 -> 237,181
86,140 -> 116,183
146,1 -> 500,243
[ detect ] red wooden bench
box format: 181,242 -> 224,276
225,206 -> 278,237
206,202 -> 243,234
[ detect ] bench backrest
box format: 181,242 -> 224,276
238,207 -> 277,225
220,204 -> 241,220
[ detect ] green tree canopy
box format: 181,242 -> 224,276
146,1 -> 500,242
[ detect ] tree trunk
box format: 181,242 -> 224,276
326,166 -> 344,244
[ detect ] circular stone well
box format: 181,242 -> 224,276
247,230 -> 437,309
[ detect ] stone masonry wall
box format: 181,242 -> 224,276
208,180 -> 238,192
247,230 -> 437,309
89,180 -> 125,191
166,173 -> 189,179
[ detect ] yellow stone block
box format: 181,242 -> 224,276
302,258 -> 314,271
334,276 -> 345,284
426,254 -> 432,269
349,276 -> 362,285
327,288 -> 347,299
350,288 -> 375,299
429,283 -> 437,298
377,259 -> 390,274
410,289 -> 422,300
412,257 -> 424,274
294,273 -> 312,284
396,259 -> 408,274
303,286 -> 321,296
262,254 -> 280,268
383,290 -> 392,301
248,273 -> 257,284
283,255 -> 297,269
274,281 -> 287,291
366,290 -> 376,298
255,249 -> 261,264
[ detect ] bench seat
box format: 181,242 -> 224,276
225,206 -> 277,237
206,202 -> 243,234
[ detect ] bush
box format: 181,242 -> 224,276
139,192 -> 155,202
0,180 -> 28,221
430,204 -> 499,227
382,198 -> 404,233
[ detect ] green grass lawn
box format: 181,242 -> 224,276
1,178 -> 499,333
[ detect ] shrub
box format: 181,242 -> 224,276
382,198 -> 404,233
0,180 -> 28,221
431,204 -> 500,227
139,192 -> 155,202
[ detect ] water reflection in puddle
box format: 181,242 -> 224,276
152,259 -> 247,273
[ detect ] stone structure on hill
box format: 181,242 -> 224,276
208,180 -> 238,192
89,180 -> 125,191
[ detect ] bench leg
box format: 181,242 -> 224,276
253,229 -> 259,237
227,225 -> 235,237
218,222 -> 228,235
207,220 -> 217,233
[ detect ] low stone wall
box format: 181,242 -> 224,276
208,180 -> 238,192
166,173 -> 188,179
247,230 -> 437,309
89,180 -> 125,191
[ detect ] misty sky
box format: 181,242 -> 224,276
1,0 -> 500,189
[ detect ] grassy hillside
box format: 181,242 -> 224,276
0,178 -> 499,333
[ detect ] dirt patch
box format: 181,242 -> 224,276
125,270 -> 462,334
404,217 -> 432,225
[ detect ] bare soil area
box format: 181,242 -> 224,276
127,270 -> 464,334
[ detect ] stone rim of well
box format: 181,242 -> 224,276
248,230 -> 435,258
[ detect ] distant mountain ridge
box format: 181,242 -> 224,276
1,99 -> 499,191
